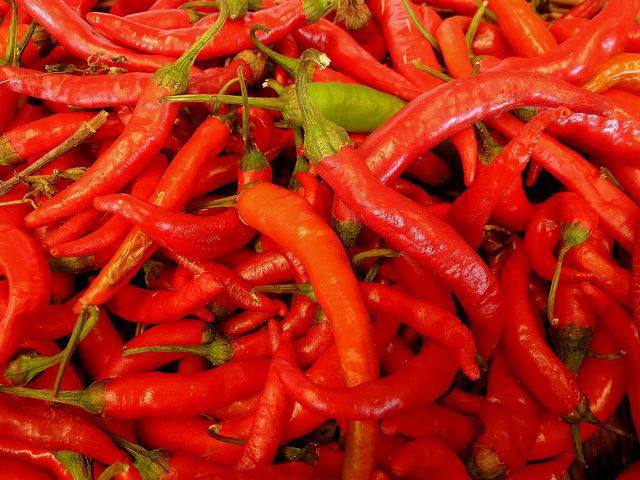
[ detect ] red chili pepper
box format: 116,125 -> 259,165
291,17 -> 424,101
171,257 -> 284,315
381,402 -> 484,458
499,243 -> 583,416
358,281 -> 479,379
295,54 -> 506,361
486,112 -> 640,252
272,337 -> 459,420
236,180 -> 379,479
123,7 -> 196,29
17,0 -> 190,73
357,71 -> 612,188
488,0 -> 557,57
580,282 -> 640,437
465,345 -> 546,478
0,439 -> 73,480
24,8 -> 228,233
93,193 -> 256,261
391,437 -> 472,479
403,148 -> 453,186
487,0 -> 640,84
48,155 -> 167,259
523,191 -> 598,282
134,415 -> 244,466
436,387 -> 484,417
0,111 -> 124,166
0,358 -> 271,418
236,320 -> 295,469
98,319 -> 213,379
530,321 -> 626,460
0,393 -> 129,466
74,110 -> 234,312
368,0 -> 443,91
105,272 -> 223,324
498,242 -> 626,465
446,106 -> 569,250
565,236 -> 633,308
0,222 -> 52,369
87,0 -> 306,60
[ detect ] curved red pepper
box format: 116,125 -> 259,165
465,345 -> 545,478
87,0 -> 306,60
446,106 -> 570,250
94,193 -> 256,261
17,0 -> 186,72
487,0 -> 640,84
272,338 -> 459,420
523,191 -> 599,282
0,222 -> 52,368
237,180 -> 379,479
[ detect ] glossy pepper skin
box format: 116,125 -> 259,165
237,181 -> 379,480
0,222 -> 52,369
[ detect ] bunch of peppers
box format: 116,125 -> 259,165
2,0 -> 640,478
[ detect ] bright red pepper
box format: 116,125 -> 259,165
0,222 -> 52,369
487,0 -> 640,84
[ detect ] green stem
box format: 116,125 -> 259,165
400,0 -> 441,56
295,49 -> 350,165
121,336 -> 235,367
237,65 -> 270,174
466,0 -> 488,59
52,304 -> 100,399
349,248 -> 403,271
3,305 -> 100,387
412,60 -> 454,83
182,194 -> 238,213
154,0 -> 229,93
1,1 -> 20,68
207,428 -> 321,464
0,382 -> 107,417
287,125 -> 309,192
47,255 -> 97,274
95,463 -> 130,480
251,282 -> 317,302
54,451 -> 93,480
102,430 -> 170,480
547,242 -> 570,327
250,24 -> 300,76
158,92 -> 284,112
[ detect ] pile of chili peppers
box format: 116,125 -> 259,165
3,0 -> 640,478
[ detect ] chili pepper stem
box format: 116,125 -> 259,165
208,429 -> 321,464
561,394 -> 638,467
159,93 -> 284,112
3,305 -> 100,387
400,0 -> 441,56
152,0 -> 229,94
295,49 -> 350,164
250,24 -> 300,75
121,337 -> 235,366
548,223 -> 592,325
0,382 -> 107,416
0,111 -> 109,197
251,282 -> 317,302
102,429 -> 170,480
52,304 -> 100,399
95,463 -> 130,480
